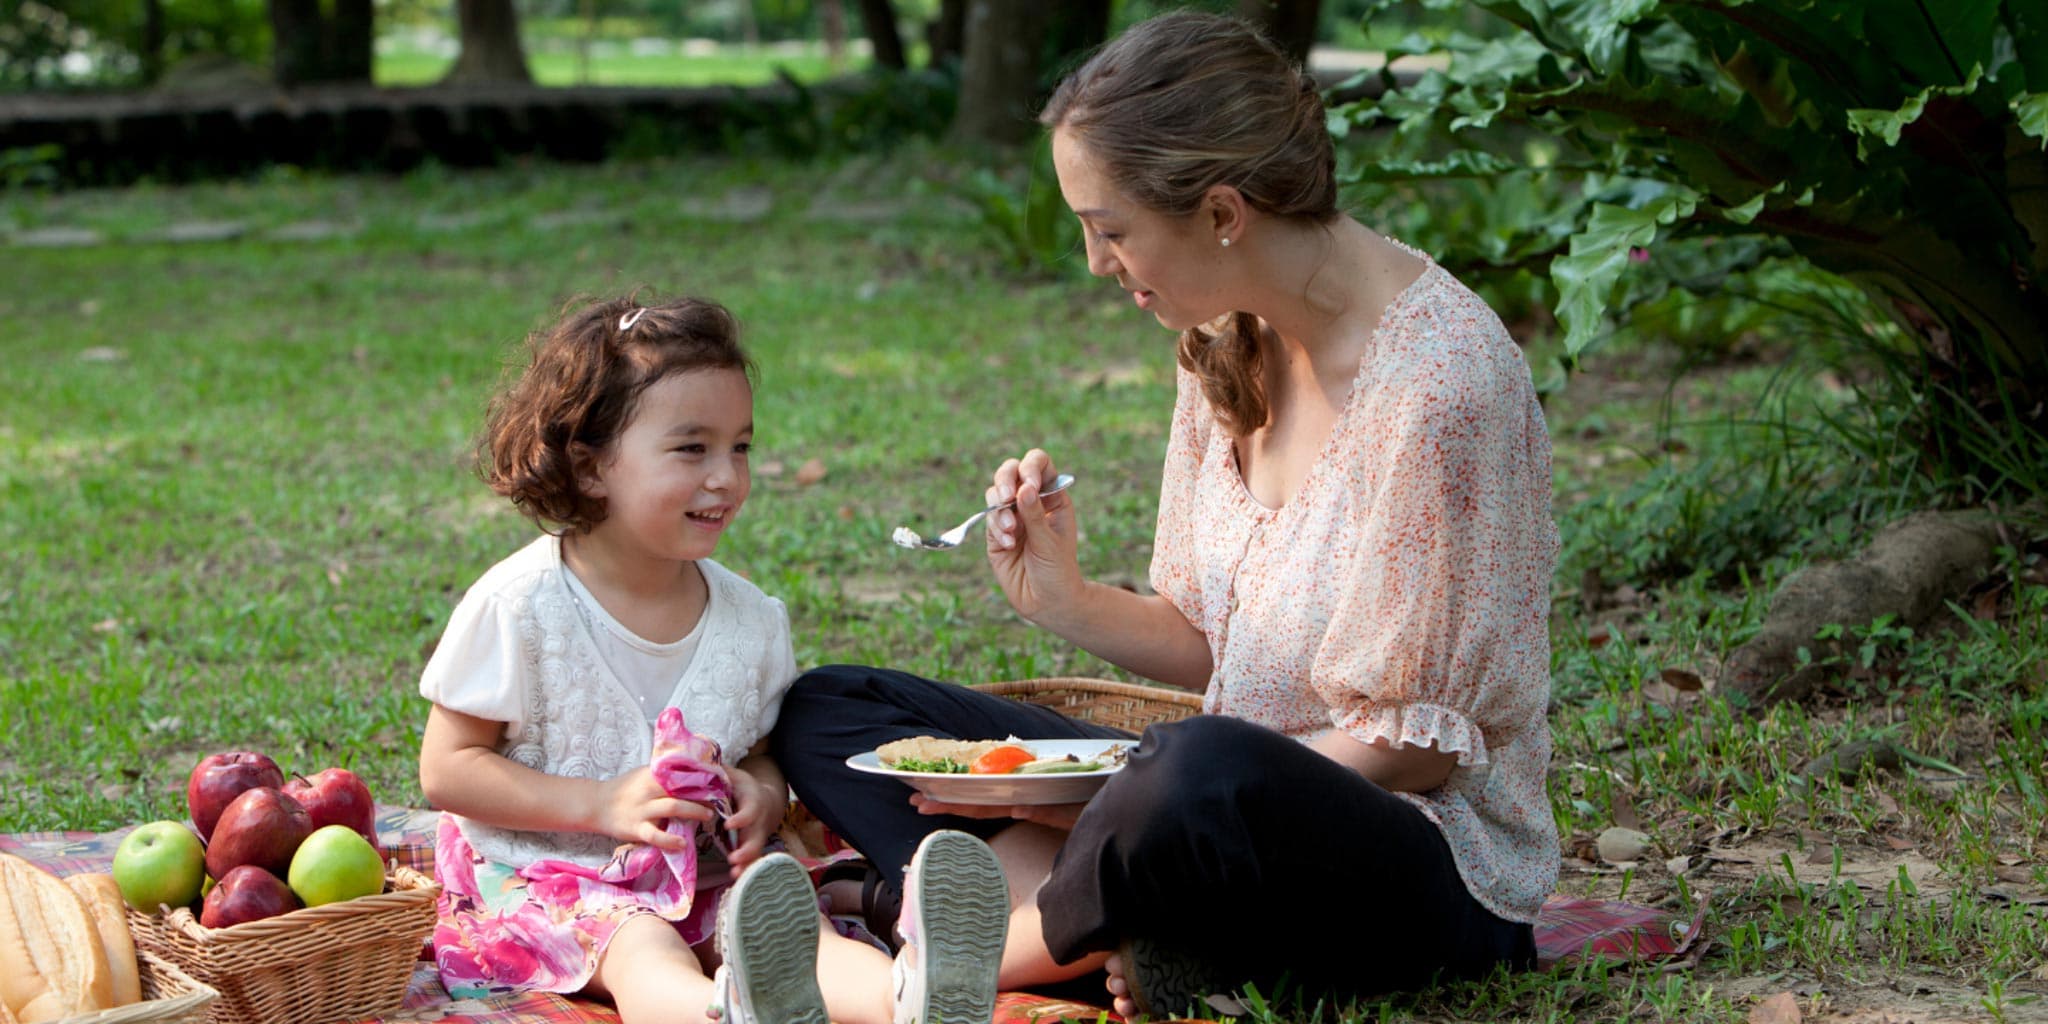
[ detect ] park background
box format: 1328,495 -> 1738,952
4,1 -> 2046,1022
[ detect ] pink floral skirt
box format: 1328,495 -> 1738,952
430,815 -> 726,997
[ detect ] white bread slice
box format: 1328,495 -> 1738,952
0,852 -> 114,1021
65,873 -> 141,1007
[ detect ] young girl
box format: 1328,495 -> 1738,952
418,295 -> 1007,1024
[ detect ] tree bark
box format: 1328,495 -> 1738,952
331,0 -> 375,82
269,0 -> 324,88
949,0 -> 1053,146
857,0 -> 907,70
443,0 -> 533,86
1237,0 -> 1322,66
268,0 -> 374,87
141,0 -> 166,84
926,0 -> 967,68
1045,0 -> 1110,68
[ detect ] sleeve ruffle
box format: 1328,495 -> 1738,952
1333,701 -> 1490,768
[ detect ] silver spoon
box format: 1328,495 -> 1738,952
892,473 -> 1075,550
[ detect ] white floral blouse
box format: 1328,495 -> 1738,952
1149,252 -> 1559,923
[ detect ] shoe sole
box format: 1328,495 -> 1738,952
907,831 -> 1007,1024
1121,936 -> 1223,1020
724,854 -> 829,1024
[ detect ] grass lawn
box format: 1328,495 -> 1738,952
2,149 -> 2044,1023
374,42 -> 846,87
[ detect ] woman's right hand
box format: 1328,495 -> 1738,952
985,449 -> 1087,624
591,766 -> 714,852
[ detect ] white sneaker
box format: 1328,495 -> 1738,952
892,830 -> 1007,1024
707,853 -> 829,1024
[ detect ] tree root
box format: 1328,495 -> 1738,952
1719,504 -> 2038,707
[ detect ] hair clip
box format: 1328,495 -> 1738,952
619,308 -> 648,331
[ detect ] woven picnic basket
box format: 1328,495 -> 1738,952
52,951 -> 217,1024
126,866 -> 438,1024
971,676 -> 1203,731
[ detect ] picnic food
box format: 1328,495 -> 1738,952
111,819 -> 208,913
204,787 -> 314,880
876,737 -> 1130,774
200,865 -> 301,929
283,767 -> 378,843
0,851 -> 117,1020
287,825 -> 386,907
187,751 -> 285,842
63,873 -> 142,1007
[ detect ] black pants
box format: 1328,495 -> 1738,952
770,665 -> 1534,1000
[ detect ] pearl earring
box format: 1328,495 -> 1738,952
1220,237 -> 1232,248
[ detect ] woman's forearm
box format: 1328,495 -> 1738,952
1030,581 -> 1212,690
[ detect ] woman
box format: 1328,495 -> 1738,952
771,11 -> 1558,1017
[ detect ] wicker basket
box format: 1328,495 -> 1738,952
52,951 -> 218,1024
126,867 -> 439,1024
971,676 -> 1202,732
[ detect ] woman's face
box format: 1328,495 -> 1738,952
1052,128 -> 1228,331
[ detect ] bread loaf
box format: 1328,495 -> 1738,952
0,852 -> 114,1021
64,873 -> 141,1007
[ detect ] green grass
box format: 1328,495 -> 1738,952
374,43 -> 846,87
4,150 -> 2045,1023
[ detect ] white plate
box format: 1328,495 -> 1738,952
845,738 -> 1131,806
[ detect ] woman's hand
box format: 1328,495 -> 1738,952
721,764 -> 786,867
909,792 -> 1086,832
591,766 -> 714,852
986,449 -> 1087,624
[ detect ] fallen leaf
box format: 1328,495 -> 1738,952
1666,854 -> 1692,875
794,458 -> 828,485
1883,835 -> 1916,851
757,460 -> 787,477
91,618 -> 122,633
1660,668 -> 1704,691
1596,826 -> 1651,864
1749,991 -> 1801,1024
97,782 -> 132,801
79,346 -> 125,363
836,505 -> 855,521
1588,625 -> 1613,648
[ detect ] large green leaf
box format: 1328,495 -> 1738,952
2016,92 -> 2048,143
1550,189 -> 1701,357
1846,65 -> 1987,157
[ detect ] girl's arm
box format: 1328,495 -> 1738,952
419,704 -> 712,851
720,742 -> 788,867
985,450 -> 1213,690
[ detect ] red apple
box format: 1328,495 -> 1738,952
187,751 -> 284,841
201,865 -> 301,929
205,787 -> 314,880
282,768 -> 377,844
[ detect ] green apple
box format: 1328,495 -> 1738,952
112,820 -> 208,912
287,824 -> 385,907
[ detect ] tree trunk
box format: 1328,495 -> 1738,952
141,0 -> 166,84
949,0 -> 1053,146
926,0 -> 966,68
269,0 -> 324,88
1045,0 -> 1109,67
820,0 -> 847,68
857,0 -> 907,71
443,0 -> 533,86
330,0 -> 374,82
1237,0 -> 1322,66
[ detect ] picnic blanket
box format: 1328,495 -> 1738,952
5,806 -> 1707,1024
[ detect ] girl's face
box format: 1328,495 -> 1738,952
1052,128 -> 1228,331
582,366 -> 753,563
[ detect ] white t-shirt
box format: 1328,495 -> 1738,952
419,534 -> 799,869
561,566 -> 703,724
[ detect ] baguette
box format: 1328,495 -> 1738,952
64,873 -> 141,1008
0,852 -> 114,1022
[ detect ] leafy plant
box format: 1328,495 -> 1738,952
1335,0 -> 2048,503
947,136 -> 1084,279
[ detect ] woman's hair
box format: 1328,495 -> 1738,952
1040,11 -> 1338,435
479,295 -> 753,534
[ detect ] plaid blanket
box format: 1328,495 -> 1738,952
4,806 -> 1705,1024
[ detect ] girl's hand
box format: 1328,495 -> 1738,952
985,449 -> 1087,624
592,767 -> 714,852
909,791 -> 1085,832
722,765 -> 786,868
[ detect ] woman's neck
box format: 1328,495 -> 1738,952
1240,216 -> 1419,387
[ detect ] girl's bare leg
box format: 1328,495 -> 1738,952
815,918 -> 896,1024
586,914 -> 717,1024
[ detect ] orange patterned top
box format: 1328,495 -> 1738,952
1149,253 -> 1559,923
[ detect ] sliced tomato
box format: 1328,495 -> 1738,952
968,745 -> 1036,774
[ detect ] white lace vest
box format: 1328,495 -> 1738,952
445,545 -> 793,870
